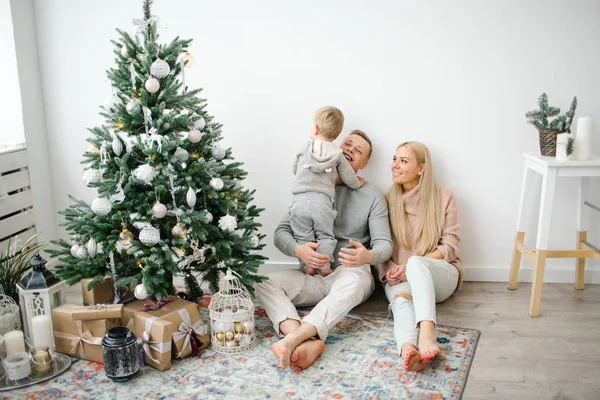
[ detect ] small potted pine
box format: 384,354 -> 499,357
525,93 -> 577,156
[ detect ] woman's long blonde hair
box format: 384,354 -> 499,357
387,142 -> 442,256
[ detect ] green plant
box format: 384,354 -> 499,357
0,235 -> 44,304
526,93 -> 577,131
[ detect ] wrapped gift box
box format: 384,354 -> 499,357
133,313 -> 174,371
81,277 -> 114,305
52,304 -> 119,363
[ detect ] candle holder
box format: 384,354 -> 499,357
4,352 -> 31,382
30,345 -> 53,376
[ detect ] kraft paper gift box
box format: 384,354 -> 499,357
123,297 -> 207,359
81,277 -> 136,305
133,312 -> 175,371
71,304 -> 123,321
52,304 -> 119,363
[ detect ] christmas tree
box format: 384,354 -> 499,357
48,0 -> 267,300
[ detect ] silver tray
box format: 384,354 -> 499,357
0,353 -> 72,392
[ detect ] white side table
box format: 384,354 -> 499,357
508,153 -> 600,317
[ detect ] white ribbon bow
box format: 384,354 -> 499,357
172,308 -> 207,358
140,316 -> 172,364
54,321 -> 103,359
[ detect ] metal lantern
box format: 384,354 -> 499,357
208,269 -> 256,354
16,253 -> 66,347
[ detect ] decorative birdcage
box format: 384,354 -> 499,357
0,293 -> 22,336
208,269 -> 256,354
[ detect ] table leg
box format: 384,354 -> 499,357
509,163 -> 534,289
529,250 -> 547,317
575,177 -> 589,290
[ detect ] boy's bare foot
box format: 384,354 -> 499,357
418,330 -> 440,362
320,268 -> 333,276
401,343 -> 427,372
304,267 -> 316,275
289,339 -> 325,372
271,337 -> 297,369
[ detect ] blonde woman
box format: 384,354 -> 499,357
375,141 -> 463,372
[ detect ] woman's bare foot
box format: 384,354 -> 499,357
289,339 -> 325,372
418,321 -> 440,362
320,268 -> 333,276
271,336 -> 297,369
304,267 -> 316,276
401,343 -> 427,372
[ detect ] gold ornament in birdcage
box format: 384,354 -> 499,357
208,269 -> 256,354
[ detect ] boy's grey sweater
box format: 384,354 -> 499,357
275,182 -> 393,267
292,140 -> 360,199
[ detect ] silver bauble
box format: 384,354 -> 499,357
186,187 -> 197,208
204,210 -> 213,223
86,237 -> 97,258
145,77 -> 160,93
134,283 -> 149,300
174,147 -> 189,162
212,145 -> 226,160
139,225 -> 160,246
75,246 -> 88,259
249,234 -> 260,248
112,136 -> 123,156
126,99 -> 141,114
120,45 -> 130,58
171,223 -> 186,238
210,177 -> 224,191
133,164 -> 156,185
70,244 -> 80,257
188,129 -> 202,143
193,117 -> 206,131
83,169 -> 102,185
91,197 -> 112,216
150,58 -> 170,79
152,202 -> 167,218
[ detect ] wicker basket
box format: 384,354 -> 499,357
538,129 -> 570,157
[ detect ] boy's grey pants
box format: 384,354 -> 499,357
289,192 -> 337,268
254,265 -> 375,340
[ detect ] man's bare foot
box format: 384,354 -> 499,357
418,331 -> 440,362
304,267 -> 316,275
289,339 -> 325,372
320,268 -> 333,276
271,337 -> 297,369
401,343 -> 427,372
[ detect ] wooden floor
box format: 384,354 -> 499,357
66,281 -> 600,400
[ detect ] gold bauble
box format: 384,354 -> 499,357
233,322 -> 244,334
215,332 -> 225,342
118,228 -> 134,246
234,333 -> 243,342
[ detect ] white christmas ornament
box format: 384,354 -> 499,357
218,214 -> 238,232
125,136 -> 136,153
210,177 -> 224,191
110,186 -> 125,204
249,233 -> 260,247
188,129 -> 203,143
204,210 -> 213,223
152,202 -> 167,218
134,283 -> 149,300
70,244 -> 80,257
91,197 -> 112,216
126,99 -> 140,114
133,164 -> 156,185
193,117 -> 206,131
174,147 -> 189,162
150,58 -> 171,79
83,169 -> 102,185
145,77 -> 160,93
75,246 -> 89,259
186,187 -> 197,208
139,225 -> 160,246
112,136 -> 123,156
104,94 -> 121,112
120,45 -> 129,58
212,145 -> 226,160
86,237 -> 97,258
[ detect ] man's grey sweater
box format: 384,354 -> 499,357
275,182 -> 393,268
292,140 -> 360,199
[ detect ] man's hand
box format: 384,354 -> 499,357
386,264 -> 407,286
338,239 -> 374,267
294,242 -> 330,269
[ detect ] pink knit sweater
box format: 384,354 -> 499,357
374,183 -> 463,293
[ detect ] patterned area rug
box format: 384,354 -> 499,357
7,300 -> 479,399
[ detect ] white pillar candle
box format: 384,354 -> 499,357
575,116 -> 593,161
556,133 -> 573,162
5,331 -> 26,357
31,315 -> 54,351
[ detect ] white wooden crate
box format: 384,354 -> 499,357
0,145 -> 37,252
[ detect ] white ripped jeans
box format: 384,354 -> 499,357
384,256 -> 459,354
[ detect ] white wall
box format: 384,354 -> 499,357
0,0 -> 24,144
31,0 -> 600,282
